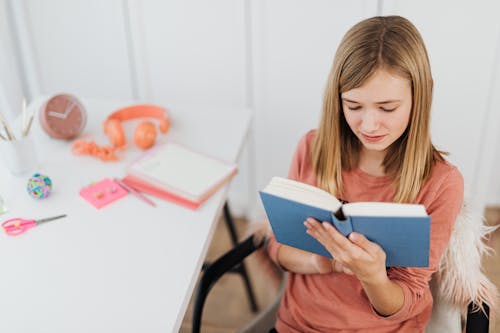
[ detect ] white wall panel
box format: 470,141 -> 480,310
129,0 -> 250,215
382,0 -> 500,209
485,36 -> 500,206
0,0 -> 25,120
250,0 -> 378,215
133,0 -> 247,107
21,0 -> 133,100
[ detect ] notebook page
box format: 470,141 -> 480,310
131,143 -> 235,197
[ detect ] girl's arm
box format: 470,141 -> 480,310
361,275 -> 404,316
277,244 -> 332,274
267,235 -> 350,274
361,278 -> 404,316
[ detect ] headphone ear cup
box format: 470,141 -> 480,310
159,118 -> 170,134
104,119 -> 126,147
134,121 -> 157,149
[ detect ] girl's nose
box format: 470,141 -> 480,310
360,110 -> 380,133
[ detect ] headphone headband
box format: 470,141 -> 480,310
106,104 -> 169,123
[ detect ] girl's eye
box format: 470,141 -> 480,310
380,107 -> 397,112
347,106 -> 362,111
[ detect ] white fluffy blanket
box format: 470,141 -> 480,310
433,202 -> 498,316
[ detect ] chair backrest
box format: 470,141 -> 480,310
426,202 -> 496,332
192,235 -> 267,333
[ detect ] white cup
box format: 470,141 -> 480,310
0,135 -> 38,176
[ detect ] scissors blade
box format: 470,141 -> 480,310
35,214 -> 67,225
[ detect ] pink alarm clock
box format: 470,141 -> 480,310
39,94 -> 87,139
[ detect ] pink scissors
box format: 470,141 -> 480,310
2,214 -> 67,236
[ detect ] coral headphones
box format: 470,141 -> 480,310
103,104 -> 170,150
72,104 -> 170,161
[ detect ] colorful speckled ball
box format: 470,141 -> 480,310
27,173 -> 52,199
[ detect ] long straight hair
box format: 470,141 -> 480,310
312,16 -> 443,203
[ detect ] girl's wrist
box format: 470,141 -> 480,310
311,254 -> 333,274
359,271 -> 390,288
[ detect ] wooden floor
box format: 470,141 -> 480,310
483,206 -> 500,333
180,206 -> 500,333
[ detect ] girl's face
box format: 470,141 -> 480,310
341,69 -> 412,154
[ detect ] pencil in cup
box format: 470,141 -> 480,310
0,111 -> 15,140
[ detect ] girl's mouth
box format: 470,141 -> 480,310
361,134 -> 386,142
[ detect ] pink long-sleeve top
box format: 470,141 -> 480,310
267,130 -> 464,333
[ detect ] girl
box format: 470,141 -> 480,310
266,15 -> 464,332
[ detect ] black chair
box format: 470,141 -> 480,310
193,234 -> 267,333
201,203 -> 260,310
192,233 -> 490,333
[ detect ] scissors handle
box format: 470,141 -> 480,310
2,218 -> 36,236
2,214 -> 67,236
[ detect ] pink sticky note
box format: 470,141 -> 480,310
79,178 -> 128,209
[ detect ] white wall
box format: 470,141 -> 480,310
0,0 -> 25,120
250,0 -> 378,216
2,0 -> 500,217
381,0 -> 500,210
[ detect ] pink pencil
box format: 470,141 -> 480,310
114,178 -> 156,207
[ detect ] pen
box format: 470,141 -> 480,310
22,98 -> 26,134
114,178 -> 156,207
23,112 -> 34,137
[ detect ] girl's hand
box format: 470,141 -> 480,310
304,218 -> 387,284
310,253 -> 354,274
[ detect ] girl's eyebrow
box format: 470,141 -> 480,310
341,98 -> 360,103
375,99 -> 401,104
341,98 -> 401,104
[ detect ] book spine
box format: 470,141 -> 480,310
330,212 -> 353,236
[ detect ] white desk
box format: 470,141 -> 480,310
0,97 -> 252,333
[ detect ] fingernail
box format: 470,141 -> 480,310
349,232 -> 357,241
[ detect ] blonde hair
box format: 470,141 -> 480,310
312,15 -> 443,203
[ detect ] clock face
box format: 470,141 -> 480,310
39,94 -> 87,140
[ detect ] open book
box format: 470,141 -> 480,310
259,177 -> 430,267
123,142 -> 237,210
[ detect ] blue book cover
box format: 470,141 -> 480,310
259,178 -> 430,267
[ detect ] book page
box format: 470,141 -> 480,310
262,177 -> 342,212
129,142 -> 236,198
343,202 -> 428,217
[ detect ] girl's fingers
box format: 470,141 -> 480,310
305,218 -> 356,260
304,218 -> 328,241
320,221 -> 358,253
305,218 -> 340,257
348,232 -> 382,255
